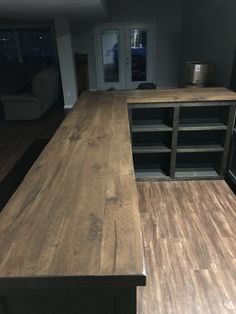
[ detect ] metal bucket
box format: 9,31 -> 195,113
185,61 -> 214,87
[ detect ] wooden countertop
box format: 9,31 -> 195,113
0,93 -> 145,289
116,87 -> 236,103
0,87 -> 235,290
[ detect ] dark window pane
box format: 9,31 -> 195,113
18,28 -> 54,62
0,30 -> 18,63
131,30 -> 147,82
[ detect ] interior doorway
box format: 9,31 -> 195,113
74,53 -> 89,95
95,23 -> 156,90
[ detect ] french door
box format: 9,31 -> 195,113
95,23 -> 156,90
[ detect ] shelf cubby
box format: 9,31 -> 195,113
175,152 -> 223,179
133,153 -> 170,180
179,106 -> 229,131
132,132 -> 172,153
132,107 -> 173,132
177,130 -> 226,153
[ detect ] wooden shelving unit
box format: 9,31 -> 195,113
129,102 -> 236,181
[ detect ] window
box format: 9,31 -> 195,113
0,30 -> 18,63
0,27 -> 55,64
18,28 -> 54,62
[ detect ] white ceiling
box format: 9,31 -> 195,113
0,0 -> 107,20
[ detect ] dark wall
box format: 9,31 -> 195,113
181,0 -> 236,87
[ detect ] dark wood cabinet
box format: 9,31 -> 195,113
227,129 -> 236,192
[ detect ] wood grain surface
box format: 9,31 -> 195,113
127,87 -> 236,103
137,180 -> 236,314
0,93 -> 145,288
1,88 -> 236,290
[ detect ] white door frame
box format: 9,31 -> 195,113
94,22 -> 157,90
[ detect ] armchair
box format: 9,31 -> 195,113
1,66 -> 59,120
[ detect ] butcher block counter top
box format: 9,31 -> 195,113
126,86 -> 236,103
0,93 -> 145,290
0,87 -> 236,291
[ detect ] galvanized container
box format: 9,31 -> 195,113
185,61 -> 214,87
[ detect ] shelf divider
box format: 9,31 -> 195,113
170,106 -> 180,178
220,105 -> 236,176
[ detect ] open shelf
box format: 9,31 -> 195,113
179,106 -> 229,130
175,152 -> 222,179
132,121 -> 172,132
132,132 -> 172,153
177,145 -> 224,153
135,169 -> 170,180
175,168 -> 219,179
178,122 -> 227,131
133,153 -> 170,180
132,107 -> 173,132
177,130 -> 226,153
133,146 -> 171,153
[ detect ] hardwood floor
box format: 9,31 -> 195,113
0,105 -> 65,182
137,180 -> 236,314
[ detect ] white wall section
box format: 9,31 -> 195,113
55,18 -> 78,109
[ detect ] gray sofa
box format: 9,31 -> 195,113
1,66 -> 59,120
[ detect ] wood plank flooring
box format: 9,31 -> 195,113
137,180 -> 236,314
0,105 -> 65,182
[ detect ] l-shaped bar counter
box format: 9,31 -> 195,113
1,88 -> 236,313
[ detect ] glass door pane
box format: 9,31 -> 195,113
131,29 -> 147,82
102,30 -> 119,82
125,24 -> 155,90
